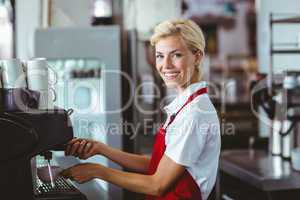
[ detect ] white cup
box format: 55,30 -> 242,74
25,58 -> 57,109
283,75 -> 297,89
291,148 -> 300,171
1,59 -> 27,89
26,58 -> 57,90
38,89 -> 56,110
297,76 -> 300,87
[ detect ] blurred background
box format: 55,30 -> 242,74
1,0 -> 300,200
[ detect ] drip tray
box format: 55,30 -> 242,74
35,177 -> 87,200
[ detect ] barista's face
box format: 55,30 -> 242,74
155,35 -> 201,93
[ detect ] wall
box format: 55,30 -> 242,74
256,0 -> 300,137
218,1 -> 250,60
257,0 -> 300,73
16,0 -> 93,59
50,0 -> 93,27
16,0 -> 42,59
123,0 -> 181,40
0,2 -> 13,59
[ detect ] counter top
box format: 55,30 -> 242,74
220,150 -> 300,191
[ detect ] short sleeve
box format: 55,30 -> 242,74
164,117 -> 209,167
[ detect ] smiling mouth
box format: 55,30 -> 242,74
163,72 -> 180,80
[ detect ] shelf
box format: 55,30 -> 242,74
270,14 -> 300,55
190,14 -> 235,27
271,49 -> 300,54
273,42 -> 300,47
269,12 -> 300,89
271,16 -> 300,24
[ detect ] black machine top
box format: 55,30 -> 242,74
0,108 -> 74,162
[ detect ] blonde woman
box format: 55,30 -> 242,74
62,19 -> 220,200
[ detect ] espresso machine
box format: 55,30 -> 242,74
252,71 -> 300,159
0,57 -> 89,200
0,94 -> 87,200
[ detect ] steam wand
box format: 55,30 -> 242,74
41,151 -> 55,188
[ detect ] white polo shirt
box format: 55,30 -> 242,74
163,81 -> 221,200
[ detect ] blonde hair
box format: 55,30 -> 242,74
150,19 -> 206,80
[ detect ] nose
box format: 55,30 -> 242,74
162,56 -> 173,69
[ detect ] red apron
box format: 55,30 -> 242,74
145,87 -> 207,200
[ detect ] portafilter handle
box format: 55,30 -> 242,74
40,150 -> 53,160
51,143 -> 69,151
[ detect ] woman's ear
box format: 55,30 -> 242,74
194,51 -> 203,66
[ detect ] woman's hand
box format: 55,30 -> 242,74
60,163 -> 102,184
65,138 -> 104,159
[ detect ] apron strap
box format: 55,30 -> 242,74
165,87 -> 207,129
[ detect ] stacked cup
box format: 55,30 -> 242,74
25,58 -> 57,110
0,59 -> 31,111
1,59 -> 27,89
291,148 -> 300,171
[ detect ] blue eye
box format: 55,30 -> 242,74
156,54 -> 163,59
173,53 -> 182,58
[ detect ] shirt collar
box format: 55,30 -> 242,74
164,81 -> 207,116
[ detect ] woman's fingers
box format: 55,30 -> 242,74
60,163 -> 98,184
60,169 -> 70,178
67,138 -> 81,145
65,138 -> 81,155
77,140 -> 88,158
69,141 -> 81,156
65,138 -> 98,159
65,144 -> 72,156
84,142 -> 93,155
78,142 -> 94,159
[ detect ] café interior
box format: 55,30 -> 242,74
1,0 -> 300,200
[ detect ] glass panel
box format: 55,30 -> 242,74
74,86 -> 91,110
0,0 -> 13,59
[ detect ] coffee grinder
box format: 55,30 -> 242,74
252,71 -> 300,159
278,71 -> 300,159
